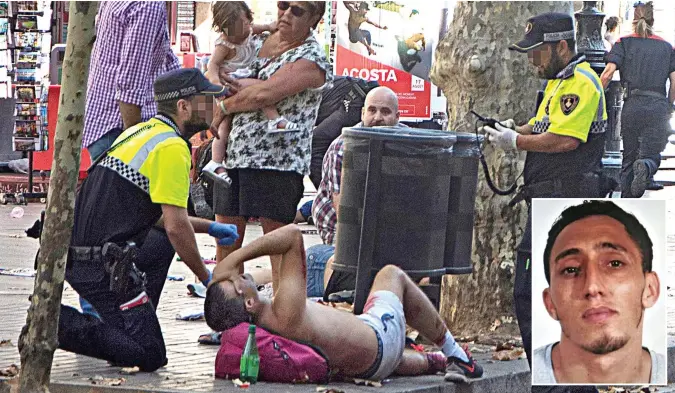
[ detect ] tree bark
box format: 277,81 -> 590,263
18,3 -> 98,392
430,1 -> 573,337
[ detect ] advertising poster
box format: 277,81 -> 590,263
334,1 -> 448,121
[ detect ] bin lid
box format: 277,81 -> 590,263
444,131 -> 483,158
343,126 -> 457,147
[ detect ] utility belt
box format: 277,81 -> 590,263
509,172 -> 617,207
69,241 -> 145,295
624,88 -> 666,101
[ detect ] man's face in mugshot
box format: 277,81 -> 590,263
543,215 -> 659,355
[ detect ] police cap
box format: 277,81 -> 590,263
509,13 -> 575,53
153,68 -> 227,102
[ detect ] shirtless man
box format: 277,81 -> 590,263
344,2 -> 387,56
205,225 -> 483,382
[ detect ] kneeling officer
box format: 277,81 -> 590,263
57,69 -> 238,371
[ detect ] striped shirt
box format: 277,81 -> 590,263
82,1 -> 180,148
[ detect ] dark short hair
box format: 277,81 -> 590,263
605,16 -> 621,31
212,1 -> 253,35
542,200 -> 653,284
204,282 -> 251,332
156,95 -> 192,117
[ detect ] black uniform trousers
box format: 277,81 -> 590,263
58,228 -> 175,371
620,95 -> 671,195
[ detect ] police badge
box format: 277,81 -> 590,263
560,94 -> 580,115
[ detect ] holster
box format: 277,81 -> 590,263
102,241 -> 145,295
509,172 -> 610,207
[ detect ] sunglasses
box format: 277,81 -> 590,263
278,1 -> 307,18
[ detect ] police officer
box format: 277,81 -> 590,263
482,13 -> 608,374
600,1 -> 675,198
57,69 -> 239,372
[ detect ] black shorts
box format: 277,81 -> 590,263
213,168 -> 304,224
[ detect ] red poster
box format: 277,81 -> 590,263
336,45 -> 431,119
334,2 -> 447,121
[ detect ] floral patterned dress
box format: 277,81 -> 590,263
225,33 -> 333,176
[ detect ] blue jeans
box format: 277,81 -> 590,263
306,244 -> 335,298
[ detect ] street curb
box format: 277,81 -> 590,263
1,359 -> 531,393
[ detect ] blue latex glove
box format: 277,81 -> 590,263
201,270 -> 213,287
208,222 -> 239,246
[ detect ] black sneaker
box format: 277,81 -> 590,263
444,344 -> 483,383
630,159 -> 650,198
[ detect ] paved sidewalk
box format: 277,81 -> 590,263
0,162 -> 673,392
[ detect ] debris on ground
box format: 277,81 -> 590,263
316,387 -> 345,393
0,364 -> 19,377
492,347 -> 524,361
353,378 -> 383,387
232,378 -> 250,388
88,375 -> 126,386
175,309 -> 204,321
598,387 -> 655,393
120,366 -> 140,375
167,274 -> 185,281
9,207 -> 24,218
0,268 -> 36,277
0,339 -> 13,347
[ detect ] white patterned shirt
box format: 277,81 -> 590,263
225,33 -> 333,175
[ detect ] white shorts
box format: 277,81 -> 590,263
356,290 -> 406,381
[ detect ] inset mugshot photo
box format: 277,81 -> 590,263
531,199 -> 667,386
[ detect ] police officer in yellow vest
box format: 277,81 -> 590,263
58,69 -> 239,371
482,13 -> 609,376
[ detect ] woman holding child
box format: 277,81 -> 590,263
208,1 -> 331,273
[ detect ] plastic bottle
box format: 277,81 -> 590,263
239,324 -> 260,383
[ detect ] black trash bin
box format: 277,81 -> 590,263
331,127 -> 481,313
443,133 -> 482,275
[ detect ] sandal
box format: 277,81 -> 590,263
198,331 -> 222,345
267,117 -> 301,133
201,161 -> 232,187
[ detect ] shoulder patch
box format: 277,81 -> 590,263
560,94 -> 580,115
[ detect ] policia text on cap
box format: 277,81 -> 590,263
480,12 -> 610,370
56,68 -> 239,371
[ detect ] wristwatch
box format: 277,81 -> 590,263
218,100 -> 230,115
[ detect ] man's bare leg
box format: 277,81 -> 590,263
394,350 -> 446,376
368,265 -> 481,381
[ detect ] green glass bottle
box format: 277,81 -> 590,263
239,324 -> 260,383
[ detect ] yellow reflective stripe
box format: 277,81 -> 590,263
102,118 -> 182,195
575,67 -> 606,122
128,132 -> 178,170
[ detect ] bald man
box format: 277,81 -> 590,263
309,87 -> 405,301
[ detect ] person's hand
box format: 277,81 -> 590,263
208,222 -> 239,246
201,269 -> 213,287
218,70 -> 242,91
484,122 -> 518,151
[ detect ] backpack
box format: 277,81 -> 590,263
189,138 -> 215,219
215,323 -> 330,384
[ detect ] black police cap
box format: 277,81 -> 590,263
153,68 -> 227,102
509,13 -> 575,53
